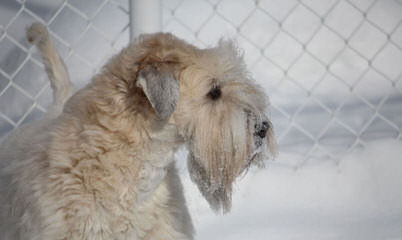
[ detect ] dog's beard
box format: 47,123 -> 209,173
187,108 -> 268,213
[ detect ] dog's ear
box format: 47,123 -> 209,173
136,63 -> 179,120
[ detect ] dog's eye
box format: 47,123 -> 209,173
208,86 -> 221,100
164,60 -> 178,65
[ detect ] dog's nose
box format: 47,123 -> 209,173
255,121 -> 269,138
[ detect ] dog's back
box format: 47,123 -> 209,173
0,23 -> 72,239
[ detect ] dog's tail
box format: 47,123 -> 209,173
26,22 -> 73,117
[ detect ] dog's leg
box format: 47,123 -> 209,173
26,22 -> 73,118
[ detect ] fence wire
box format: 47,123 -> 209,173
1,0 -> 401,168
0,0 -> 130,135
163,0 -> 402,167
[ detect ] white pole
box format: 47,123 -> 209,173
129,0 -> 162,40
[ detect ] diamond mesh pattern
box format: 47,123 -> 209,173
0,0 -> 129,138
1,0 -> 401,168
162,0 -> 402,166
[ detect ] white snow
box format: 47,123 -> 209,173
179,139 -> 402,240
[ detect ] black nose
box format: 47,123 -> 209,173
255,121 -> 270,138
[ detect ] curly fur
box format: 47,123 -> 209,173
0,23 -> 275,239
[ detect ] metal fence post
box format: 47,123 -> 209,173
129,0 -> 162,40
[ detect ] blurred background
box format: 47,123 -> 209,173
1,0 -> 401,239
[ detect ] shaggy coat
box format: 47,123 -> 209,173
0,23 -> 275,240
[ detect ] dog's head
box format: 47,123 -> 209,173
132,33 -> 276,213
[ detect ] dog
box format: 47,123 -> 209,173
0,23 -> 276,240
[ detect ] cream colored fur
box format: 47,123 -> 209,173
0,23 -> 275,240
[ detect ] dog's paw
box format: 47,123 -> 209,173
26,22 -> 49,44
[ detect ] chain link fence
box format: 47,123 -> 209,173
1,0 -> 402,168
0,0 -> 130,137
163,0 -> 402,167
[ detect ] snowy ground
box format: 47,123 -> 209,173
178,139 -> 402,240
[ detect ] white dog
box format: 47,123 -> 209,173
0,23 -> 275,240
